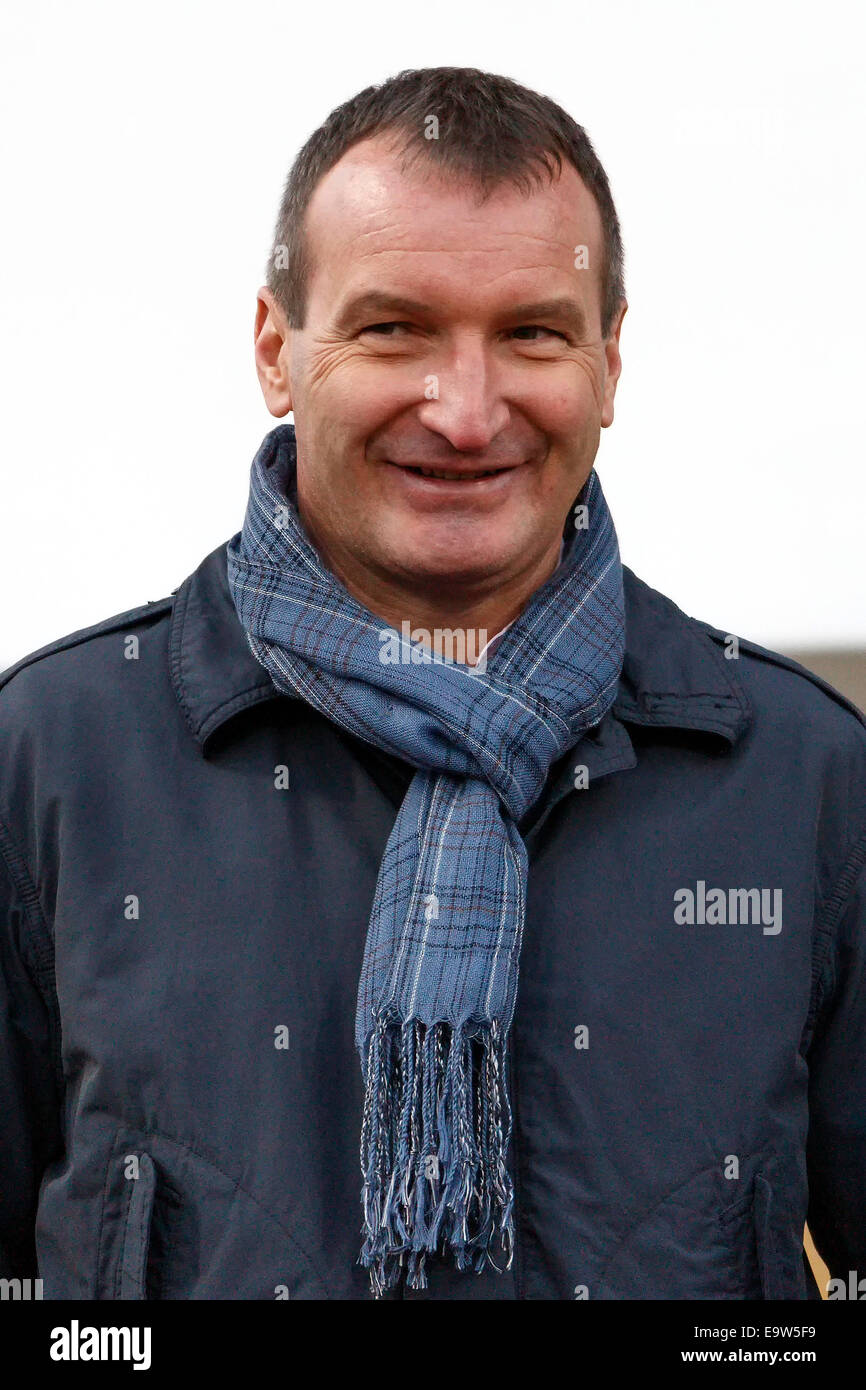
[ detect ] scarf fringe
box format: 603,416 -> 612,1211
359,1012 -> 515,1297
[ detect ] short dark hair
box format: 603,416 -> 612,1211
265,66 -> 625,339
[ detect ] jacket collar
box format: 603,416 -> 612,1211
169,539 -> 752,755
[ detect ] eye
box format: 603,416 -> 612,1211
360,322 -> 413,337
510,325 -> 566,341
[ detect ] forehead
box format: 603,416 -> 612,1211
302,133 -> 604,314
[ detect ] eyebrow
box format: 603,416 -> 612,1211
336,291 -> 588,338
504,297 -> 588,338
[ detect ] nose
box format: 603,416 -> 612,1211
416,336 -> 511,453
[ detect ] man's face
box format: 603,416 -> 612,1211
256,134 -> 625,606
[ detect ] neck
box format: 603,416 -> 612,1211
303,533 -> 564,667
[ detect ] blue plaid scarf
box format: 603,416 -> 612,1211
226,423 -> 626,1294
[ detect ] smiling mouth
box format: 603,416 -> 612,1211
392,463 -> 512,481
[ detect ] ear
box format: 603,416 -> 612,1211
600,299 -> 627,429
254,288 -> 294,417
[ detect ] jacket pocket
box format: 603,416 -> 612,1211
753,1171 -> 807,1300
595,1164 -> 763,1298
592,1159 -> 808,1299
116,1151 -> 156,1300
96,1123 -> 332,1298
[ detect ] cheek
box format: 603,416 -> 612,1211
538,361 -> 602,423
497,369 -> 597,448
308,350 -> 423,420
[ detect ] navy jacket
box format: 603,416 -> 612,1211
1,538 -> 865,1300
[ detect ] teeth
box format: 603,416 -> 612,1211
416,467 -> 501,480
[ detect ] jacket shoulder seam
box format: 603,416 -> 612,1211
0,595 -> 175,694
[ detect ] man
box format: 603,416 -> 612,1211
1,67 -> 864,1301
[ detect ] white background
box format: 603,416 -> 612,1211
1,0 -> 863,669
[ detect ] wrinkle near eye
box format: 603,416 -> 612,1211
307,342 -> 372,389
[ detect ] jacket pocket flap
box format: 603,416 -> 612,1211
118,1152 -> 156,1300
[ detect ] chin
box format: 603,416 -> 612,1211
392,549 -> 510,585
390,525 -> 513,569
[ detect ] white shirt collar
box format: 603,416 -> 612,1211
466,537 -> 567,665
